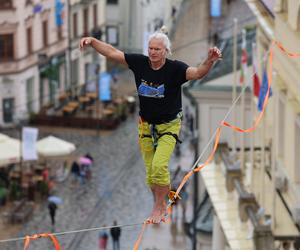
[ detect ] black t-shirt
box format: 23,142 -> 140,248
125,53 -> 189,124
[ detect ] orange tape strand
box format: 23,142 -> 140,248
132,221 -> 149,250
23,233 -> 61,250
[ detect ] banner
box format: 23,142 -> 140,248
99,72 -> 112,101
252,43 -> 261,97
210,0 -> 221,17
55,0 -> 64,27
22,127 -> 38,161
258,68 -> 272,112
239,29 -> 248,85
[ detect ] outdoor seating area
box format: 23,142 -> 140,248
0,134 -> 76,225
31,89 -> 136,130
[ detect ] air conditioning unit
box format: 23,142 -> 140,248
291,205 -> 300,225
274,172 -> 288,192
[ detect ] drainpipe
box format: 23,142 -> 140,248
65,0 -> 72,91
184,85 -> 199,250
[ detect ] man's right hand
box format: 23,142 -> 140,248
79,37 -> 93,50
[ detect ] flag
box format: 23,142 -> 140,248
253,71 -> 260,97
257,68 -> 272,112
55,0 -> 64,27
240,30 -> 248,85
252,43 -> 260,97
239,30 -> 248,85
240,49 -> 247,84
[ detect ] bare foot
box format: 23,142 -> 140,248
149,201 -> 167,224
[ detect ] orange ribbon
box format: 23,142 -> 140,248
132,220 -> 151,250
23,233 -> 61,250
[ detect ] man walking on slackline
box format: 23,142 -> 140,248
80,27 -> 222,224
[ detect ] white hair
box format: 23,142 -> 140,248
148,26 -> 172,56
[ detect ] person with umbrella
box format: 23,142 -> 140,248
47,196 -> 62,228
48,201 -> 57,227
79,156 -> 93,182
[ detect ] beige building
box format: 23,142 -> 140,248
190,0 -> 300,249
0,0 -> 106,127
68,0 -> 106,95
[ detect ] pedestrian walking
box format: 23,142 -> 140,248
110,221 -> 121,250
98,226 -> 108,250
71,161 -> 80,185
48,201 -> 57,227
80,26 -> 222,223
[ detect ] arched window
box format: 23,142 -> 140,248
297,7 -> 300,30
282,0 -> 288,13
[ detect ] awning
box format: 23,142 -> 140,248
36,136 -> 76,157
0,133 -> 21,167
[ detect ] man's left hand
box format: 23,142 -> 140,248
207,47 -> 222,63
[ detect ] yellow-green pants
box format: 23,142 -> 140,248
138,117 -> 181,186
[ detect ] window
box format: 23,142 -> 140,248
0,0 -> 13,9
71,59 -> 79,86
57,26 -> 63,40
298,8 -> 300,30
0,34 -> 14,61
2,98 -> 14,123
282,0 -> 288,12
93,4 -> 98,28
73,12 -> 78,38
278,92 -> 286,159
26,77 -> 34,113
295,118 -> 300,183
106,26 -> 118,45
27,27 -> 33,54
107,0 -> 118,4
42,20 -> 48,47
25,0 -> 33,5
83,8 -> 89,36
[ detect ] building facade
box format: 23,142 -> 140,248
190,0 -> 300,249
68,0 -> 106,96
0,0 -> 67,126
0,0 -> 106,127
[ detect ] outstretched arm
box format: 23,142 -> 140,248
186,47 -> 222,80
79,37 -> 127,66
